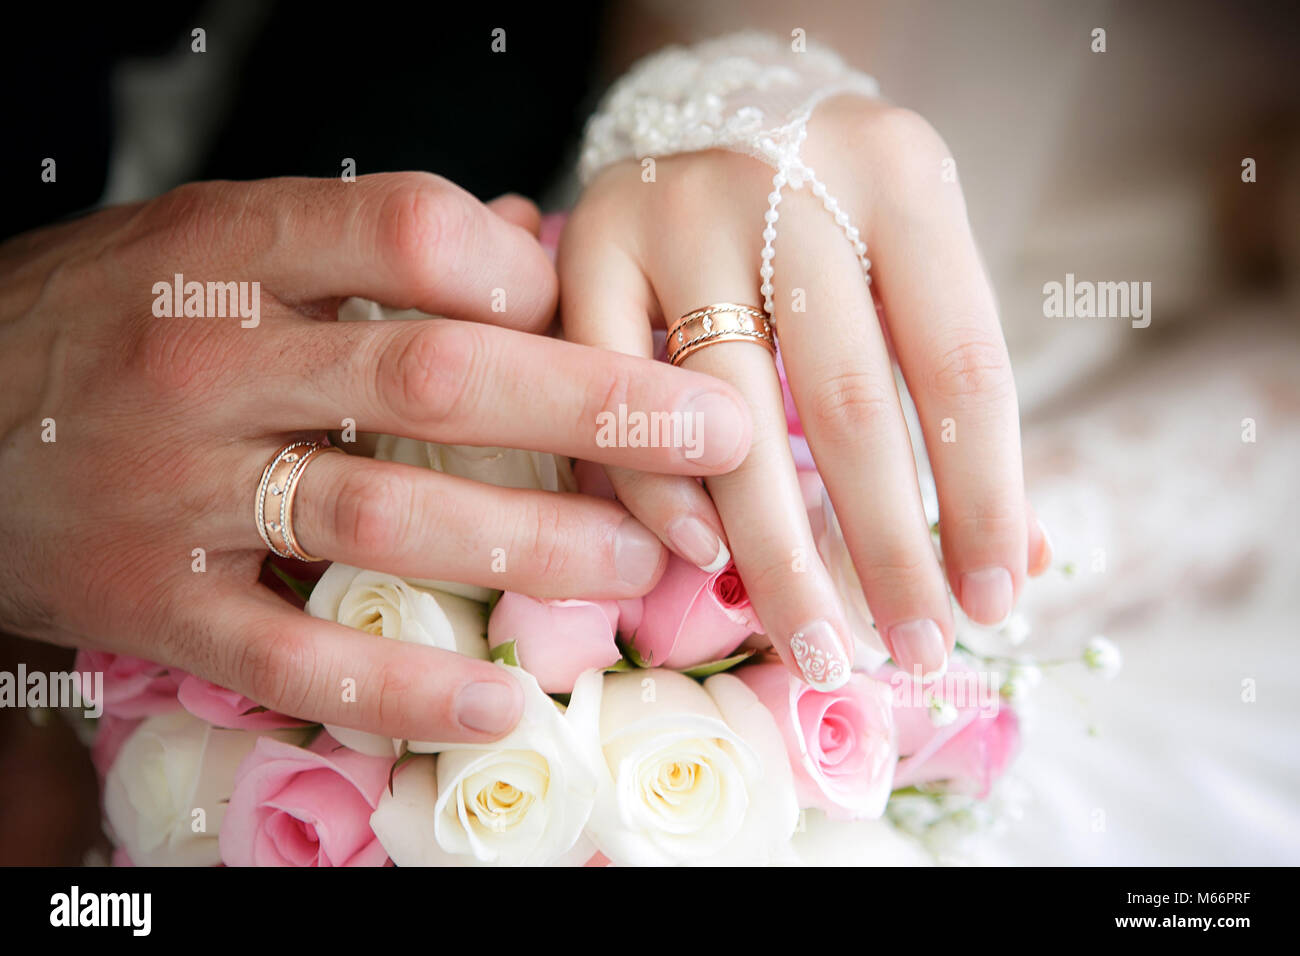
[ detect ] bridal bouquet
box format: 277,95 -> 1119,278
78,297 -> 1108,867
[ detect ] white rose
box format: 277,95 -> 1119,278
570,668 -> 800,866
370,666 -> 596,866
103,711 -> 302,866
305,563 -> 490,756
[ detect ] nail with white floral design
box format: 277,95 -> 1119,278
787,619 -> 852,692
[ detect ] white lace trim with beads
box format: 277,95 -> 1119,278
579,32 -> 882,320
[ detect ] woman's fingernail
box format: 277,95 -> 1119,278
788,619 -> 851,691
615,517 -> 665,588
1031,519 -> 1054,576
885,618 -> 947,680
684,392 -> 747,468
960,566 -> 1014,625
455,681 -> 521,735
666,515 -> 730,572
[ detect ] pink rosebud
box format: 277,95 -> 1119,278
740,663 -> 898,820
74,650 -> 182,719
219,734 -> 392,867
631,556 -> 760,670
487,593 -> 624,694
886,663 -> 1021,798
177,675 -> 311,731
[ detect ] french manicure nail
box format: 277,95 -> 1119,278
455,681 -> 520,735
666,515 -> 730,572
960,566 -> 1014,625
886,618 -> 947,680
788,619 -> 851,691
614,517 -> 664,587
683,392 -> 747,468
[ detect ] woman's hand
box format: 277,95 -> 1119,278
0,173 -> 751,741
559,96 -> 1051,687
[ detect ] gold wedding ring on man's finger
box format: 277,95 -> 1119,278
255,440 -> 342,562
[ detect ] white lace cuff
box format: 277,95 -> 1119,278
579,32 -> 882,318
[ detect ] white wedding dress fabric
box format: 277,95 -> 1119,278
579,20 -> 1300,865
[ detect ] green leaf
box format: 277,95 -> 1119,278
623,641 -> 652,668
490,640 -> 519,667
603,658 -> 636,673
485,589 -> 505,615
388,750 -> 417,796
267,561 -> 315,602
680,649 -> 755,679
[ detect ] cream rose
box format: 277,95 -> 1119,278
305,563 -> 490,756
102,710 -> 303,866
370,666 -> 596,866
570,668 -> 799,866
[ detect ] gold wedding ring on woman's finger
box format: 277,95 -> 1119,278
667,303 -> 775,367
255,440 -> 342,562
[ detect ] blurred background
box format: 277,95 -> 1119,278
2,0 -> 1296,864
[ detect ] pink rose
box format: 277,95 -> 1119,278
177,675 -> 311,731
74,650 -> 182,719
740,663 -> 898,820
219,734 -> 392,867
887,664 -> 1020,798
487,593 -> 627,693
631,556 -> 760,670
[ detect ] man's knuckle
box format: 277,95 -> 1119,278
379,321 -> 478,425
144,181 -> 247,255
132,322 -> 238,398
238,631 -> 311,714
331,468 -> 408,556
522,496 -> 569,580
379,176 -> 471,288
372,664 -> 415,726
584,366 -> 633,439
